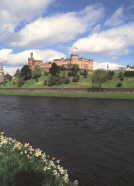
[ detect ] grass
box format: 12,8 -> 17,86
0,71 -> 134,99
0,89 -> 134,100
1,71 -> 134,89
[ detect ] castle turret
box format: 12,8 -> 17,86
28,52 -> 34,66
70,54 -> 79,65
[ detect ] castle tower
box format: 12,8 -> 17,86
70,54 -> 79,65
28,52 -> 34,66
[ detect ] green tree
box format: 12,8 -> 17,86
92,70 -> 107,88
4,74 -> 12,82
14,69 -> 21,78
16,77 -> 25,87
49,63 -> 60,76
32,67 -> 42,81
20,65 -> 32,80
72,73 -> 80,82
71,65 -> 80,77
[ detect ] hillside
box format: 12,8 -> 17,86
0,70 -> 134,89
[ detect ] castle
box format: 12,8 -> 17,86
28,53 -> 94,71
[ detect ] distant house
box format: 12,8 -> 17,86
28,52 -> 94,71
0,67 -> 4,83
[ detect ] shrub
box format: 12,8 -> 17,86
124,71 -> 134,77
44,80 -> 48,86
107,71 -> 114,80
47,76 -> 56,86
72,74 -> 80,82
64,78 -> 70,84
0,132 -> 79,186
116,82 -> 122,87
68,72 -> 73,77
17,78 -> 25,87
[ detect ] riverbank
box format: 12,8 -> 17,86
0,89 -> 134,99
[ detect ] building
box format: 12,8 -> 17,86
0,67 -> 4,83
28,52 -> 94,71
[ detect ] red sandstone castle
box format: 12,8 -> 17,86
28,52 -> 94,71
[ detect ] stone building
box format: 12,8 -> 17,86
28,52 -> 94,71
0,67 -> 4,83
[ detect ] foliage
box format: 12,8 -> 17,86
80,70 -> 88,78
14,69 -> 21,78
124,71 -> 134,77
47,75 -> 56,86
20,65 -> 32,81
92,70 -> 107,88
16,77 -> 25,87
32,67 -> 42,81
71,65 -> 80,77
49,63 -> 60,76
0,132 -> 78,186
72,74 -> 80,82
4,74 -> 12,82
64,78 -> 70,84
107,71 -> 114,80
116,82 -> 122,87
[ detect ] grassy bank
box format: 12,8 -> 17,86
0,89 -> 134,99
2,71 -> 134,89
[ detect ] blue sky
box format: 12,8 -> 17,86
0,0 -> 134,74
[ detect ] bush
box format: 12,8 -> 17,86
0,132 -> 79,186
68,72 -> 73,77
17,78 -> 25,87
47,76 -> 56,86
72,74 -> 80,82
107,71 -> 114,80
64,78 -> 70,84
124,71 -> 134,77
80,70 -> 88,78
44,80 -> 48,86
116,82 -> 122,87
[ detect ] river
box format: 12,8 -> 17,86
0,96 -> 134,186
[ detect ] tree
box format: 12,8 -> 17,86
107,71 -> 114,80
14,69 -> 21,78
20,65 -> 32,80
49,63 -> 60,76
72,73 -> 80,82
32,67 -> 42,81
4,74 -> 12,82
71,65 -> 80,77
92,70 -> 107,88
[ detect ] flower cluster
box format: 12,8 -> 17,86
0,132 -> 79,186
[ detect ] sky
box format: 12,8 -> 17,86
0,0 -> 134,75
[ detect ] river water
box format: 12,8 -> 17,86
0,96 -> 134,186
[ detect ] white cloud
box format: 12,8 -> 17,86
94,62 -> 125,70
10,4 -> 104,47
0,0 -> 55,35
0,49 -> 65,70
71,22 -> 134,55
105,8 -> 124,27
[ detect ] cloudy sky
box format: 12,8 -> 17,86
0,0 -> 134,74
